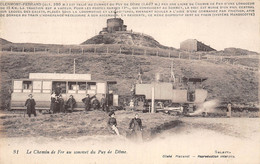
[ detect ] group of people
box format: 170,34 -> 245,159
107,111 -> 143,142
50,93 -> 76,113
23,93 -> 109,117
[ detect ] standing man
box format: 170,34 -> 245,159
66,95 -> 76,113
100,94 -> 108,112
129,113 -> 143,142
82,94 -> 96,111
25,94 -> 36,117
58,94 -> 64,113
227,102 -> 232,118
92,97 -> 100,110
54,83 -> 62,96
50,92 -> 56,113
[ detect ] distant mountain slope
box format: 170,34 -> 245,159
0,38 -> 12,45
81,32 -> 175,50
223,48 -> 259,56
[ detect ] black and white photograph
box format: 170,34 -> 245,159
0,0 -> 259,163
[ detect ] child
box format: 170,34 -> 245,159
129,99 -> 135,111
107,111 -> 120,135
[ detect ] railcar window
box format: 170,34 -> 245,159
13,80 -> 23,92
68,82 -> 78,94
23,81 -> 32,92
78,82 -> 86,90
88,82 -> 96,90
87,82 -> 96,94
78,82 -> 87,94
52,81 -> 66,94
68,82 -> 77,90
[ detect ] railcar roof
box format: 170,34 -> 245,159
12,79 -> 117,84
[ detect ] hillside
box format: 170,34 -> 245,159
0,52 -> 258,109
81,33 -> 174,50
223,47 -> 259,56
0,38 -> 12,45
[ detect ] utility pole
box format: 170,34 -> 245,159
151,86 -> 155,113
73,58 -> 76,74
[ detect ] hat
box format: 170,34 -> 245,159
108,111 -> 115,117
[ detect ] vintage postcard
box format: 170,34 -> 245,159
0,0 -> 259,163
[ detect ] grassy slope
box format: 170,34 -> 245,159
0,110 -> 181,139
0,51 -> 258,108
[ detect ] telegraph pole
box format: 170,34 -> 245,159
73,58 -> 76,74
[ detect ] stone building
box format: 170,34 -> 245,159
180,39 -> 216,52
99,11 -> 127,34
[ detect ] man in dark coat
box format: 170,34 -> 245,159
25,94 -> 36,117
100,94 -> 108,112
58,95 -> 64,113
66,95 -> 76,113
129,113 -> 143,142
50,92 -> 56,113
92,98 -> 100,110
82,94 -> 96,111
54,84 -> 62,96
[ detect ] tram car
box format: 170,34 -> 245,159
11,73 -> 118,110
135,76 -> 208,113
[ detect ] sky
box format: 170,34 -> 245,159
1,3 -> 260,52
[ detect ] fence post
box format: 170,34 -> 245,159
179,52 -> 181,59
11,47 -> 12,52
22,47 -> 24,52
199,54 -> 201,60
58,48 -> 59,54
45,48 -> 47,52
81,48 -> 84,54
34,48 -> 35,53
168,52 -> 170,58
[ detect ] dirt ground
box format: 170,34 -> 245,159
0,110 -> 260,164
